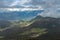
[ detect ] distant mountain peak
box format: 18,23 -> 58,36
35,15 -> 43,18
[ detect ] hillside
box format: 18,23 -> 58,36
0,16 -> 60,40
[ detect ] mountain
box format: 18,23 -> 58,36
0,15 -> 60,40
0,20 -> 11,29
27,15 -> 60,40
0,10 -> 43,20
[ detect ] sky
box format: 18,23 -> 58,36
0,0 -> 42,8
0,0 -> 60,18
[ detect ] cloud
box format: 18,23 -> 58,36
38,10 -> 60,18
0,0 -> 43,8
9,0 -> 31,7
9,0 -> 19,7
0,0 -> 32,8
37,0 -> 60,18
0,0 -> 60,18
0,0 -> 43,12
0,6 -> 43,12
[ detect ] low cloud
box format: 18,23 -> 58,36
37,0 -> 60,18
0,0 -> 60,18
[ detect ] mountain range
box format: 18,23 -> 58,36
0,15 -> 60,40
0,10 -> 43,21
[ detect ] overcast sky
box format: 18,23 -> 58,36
0,0 -> 60,18
0,0 -> 59,8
